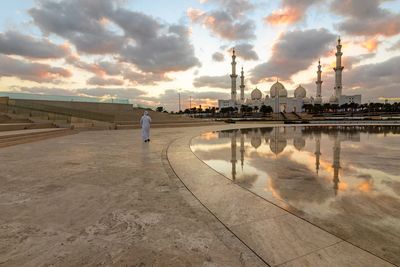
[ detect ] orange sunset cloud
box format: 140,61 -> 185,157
265,8 -> 301,25
361,38 -> 379,52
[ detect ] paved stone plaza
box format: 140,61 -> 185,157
0,125 -> 396,266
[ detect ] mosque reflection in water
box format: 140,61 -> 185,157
225,126 -> 362,196
191,126 -> 400,265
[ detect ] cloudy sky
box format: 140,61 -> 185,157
0,0 -> 399,111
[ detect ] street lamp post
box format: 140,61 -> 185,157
178,91 -> 181,113
189,95 -> 192,117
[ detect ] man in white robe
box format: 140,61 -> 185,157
140,111 -> 152,142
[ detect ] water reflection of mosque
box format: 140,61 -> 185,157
220,126 -> 363,196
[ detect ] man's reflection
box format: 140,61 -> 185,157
332,133 -> 341,196
240,130 -> 245,171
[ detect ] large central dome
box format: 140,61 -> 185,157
270,81 -> 287,98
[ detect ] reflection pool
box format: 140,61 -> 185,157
190,126 -> 400,265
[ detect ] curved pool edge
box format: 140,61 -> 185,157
166,131 -> 396,267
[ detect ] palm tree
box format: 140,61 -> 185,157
340,103 -> 349,112
302,104 -> 313,113
323,103 -> 331,113
240,104 -> 248,113
260,105 -> 273,114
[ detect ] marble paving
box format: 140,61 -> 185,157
0,123 -> 397,266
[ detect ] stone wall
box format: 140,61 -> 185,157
0,97 -> 9,112
6,98 -> 197,123
13,99 -> 132,115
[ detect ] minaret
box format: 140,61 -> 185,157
231,130 -> 237,180
240,67 -> 245,102
240,131 -> 245,170
314,134 -> 321,174
316,59 -> 323,100
334,37 -> 344,100
230,48 -> 238,103
332,135 -> 341,196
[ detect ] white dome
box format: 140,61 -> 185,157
270,81 -> 287,98
270,137 -> 287,155
251,136 -> 262,149
293,137 -> 306,151
294,85 -> 306,98
314,96 -> 322,104
329,95 -> 338,103
251,88 -> 262,100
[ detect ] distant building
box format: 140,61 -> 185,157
218,37 -> 362,112
218,49 -> 309,113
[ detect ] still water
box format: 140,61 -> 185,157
191,126 -> 400,265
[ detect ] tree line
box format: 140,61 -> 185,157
155,102 -> 400,115
303,102 -> 400,114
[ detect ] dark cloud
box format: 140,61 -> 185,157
343,53 -> 375,70
119,24 -> 200,73
87,76 -> 124,86
29,0 -> 125,54
67,54 -> 172,85
265,0 -> 323,25
98,61 -> 124,76
123,69 -> 170,85
203,0 -> 256,17
188,0 -> 256,42
111,8 -> 162,42
29,0 -> 200,76
69,59 -> 124,77
332,0 -> 385,19
0,31 -> 69,59
345,56 -> 400,90
212,52 -> 225,62
193,75 -> 230,89
188,9 -> 256,41
234,43 -> 259,60
250,28 -> 336,83
0,54 -> 72,83
331,0 -> 400,37
66,56 -> 105,76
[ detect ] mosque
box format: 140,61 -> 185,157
218,37 -> 361,113
221,127 -> 361,196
